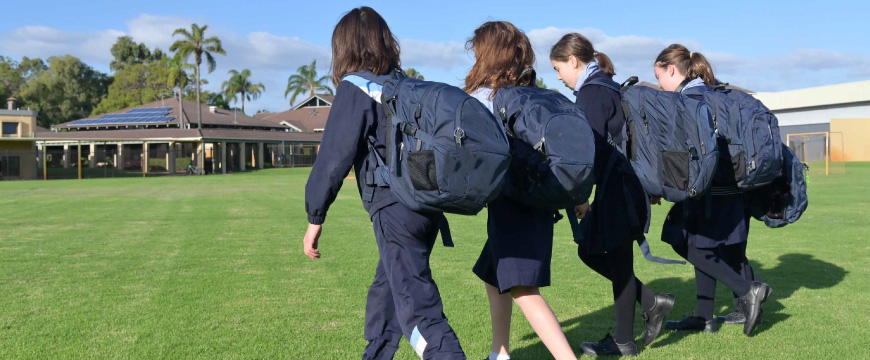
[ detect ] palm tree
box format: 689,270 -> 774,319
405,68 -> 424,80
285,60 -> 332,106
221,69 -> 265,114
205,92 -> 232,110
170,23 -> 225,169
166,56 -> 194,128
170,23 -> 226,130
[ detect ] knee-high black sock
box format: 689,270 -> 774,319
722,242 -> 763,298
582,244 -> 656,310
637,279 -> 656,311
688,244 -> 750,298
693,267 -> 716,321
608,242 -> 637,344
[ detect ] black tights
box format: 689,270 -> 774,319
579,241 -> 656,344
671,240 -> 754,321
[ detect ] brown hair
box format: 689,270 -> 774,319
549,33 -> 615,77
463,21 -> 535,95
331,7 -> 401,86
654,44 -> 715,85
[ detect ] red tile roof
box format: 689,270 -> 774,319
255,107 -> 330,133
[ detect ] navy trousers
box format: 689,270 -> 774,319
362,203 -> 465,360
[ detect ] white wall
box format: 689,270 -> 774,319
772,101 -> 870,127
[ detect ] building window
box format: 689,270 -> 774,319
2,122 -> 19,136
0,156 -> 20,177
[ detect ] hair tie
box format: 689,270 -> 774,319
689,51 -> 695,57
593,51 -> 599,56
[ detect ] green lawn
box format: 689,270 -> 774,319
1,164 -> 867,359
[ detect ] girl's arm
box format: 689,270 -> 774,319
302,82 -> 370,259
304,81 -> 369,225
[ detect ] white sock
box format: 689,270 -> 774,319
489,351 -> 511,360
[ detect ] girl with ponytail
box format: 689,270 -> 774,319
655,44 -> 771,337
549,33 -> 675,357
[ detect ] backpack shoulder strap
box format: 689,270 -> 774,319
580,77 -> 621,92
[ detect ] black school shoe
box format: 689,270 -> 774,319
717,309 -> 746,324
665,315 -> 718,333
738,281 -> 772,336
640,292 -> 676,346
580,333 -> 638,357
719,287 -> 772,324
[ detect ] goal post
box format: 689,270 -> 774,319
786,131 -> 845,175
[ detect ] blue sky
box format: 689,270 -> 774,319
2,0 -> 868,114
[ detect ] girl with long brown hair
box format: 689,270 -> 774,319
549,32 -> 676,357
465,21 -> 577,360
302,7 -> 466,359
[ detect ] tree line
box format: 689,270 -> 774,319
0,23 -> 352,128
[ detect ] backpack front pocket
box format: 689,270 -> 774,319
407,150 -> 439,191
661,150 -> 689,190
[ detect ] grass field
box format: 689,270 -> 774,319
1,163 -> 867,359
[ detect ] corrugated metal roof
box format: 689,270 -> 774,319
753,80 -> 870,111
54,98 -> 286,130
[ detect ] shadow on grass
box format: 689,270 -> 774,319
748,253 -> 847,336
509,253 -> 846,357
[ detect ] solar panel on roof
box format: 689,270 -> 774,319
68,106 -> 175,126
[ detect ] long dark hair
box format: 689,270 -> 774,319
330,7 -> 400,86
654,44 -> 716,85
463,21 -> 535,96
549,33 -> 615,77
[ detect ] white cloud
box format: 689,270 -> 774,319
0,14 -> 331,112
526,26 -> 870,93
1,17 -> 868,111
1,25 -> 124,64
399,38 -> 471,70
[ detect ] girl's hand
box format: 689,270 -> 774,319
303,224 -> 323,260
650,196 -> 662,205
574,202 -> 591,220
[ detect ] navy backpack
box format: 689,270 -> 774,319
693,84 -> 782,190
343,70 -> 511,216
598,77 -> 718,203
492,86 -> 596,210
746,144 -> 808,228
570,76 -> 686,265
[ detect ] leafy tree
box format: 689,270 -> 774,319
17,55 -> 110,127
536,78 -> 558,91
405,68 -> 424,80
109,36 -> 163,71
93,60 -> 173,115
285,59 -> 332,106
0,56 -> 46,102
221,69 -> 265,113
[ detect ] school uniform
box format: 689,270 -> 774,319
574,71 -> 650,255
305,71 -> 465,360
661,78 -> 760,324
469,87 -> 554,293
572,67 -> 667,349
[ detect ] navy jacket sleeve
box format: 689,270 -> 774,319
304,81 -> 370,224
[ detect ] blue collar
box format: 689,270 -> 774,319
680,77 -> 706,93
573,62 -> 601,93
